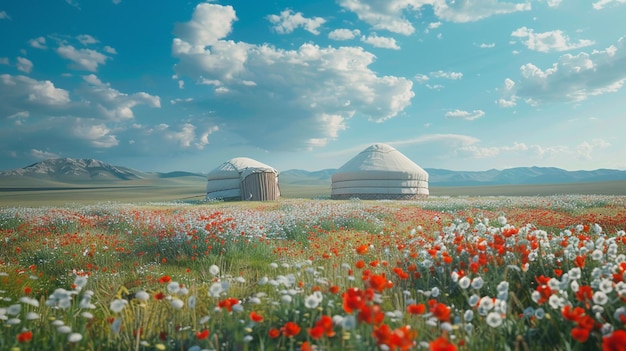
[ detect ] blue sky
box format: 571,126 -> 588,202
1,0 -> 625,173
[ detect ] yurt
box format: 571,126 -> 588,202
206,157 -> 280,201
331,143 -> 429,200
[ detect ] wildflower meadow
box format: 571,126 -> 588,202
2,195 -> 626,351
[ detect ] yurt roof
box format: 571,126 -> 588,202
335,143 -> 428,177
207,157 -> 278,180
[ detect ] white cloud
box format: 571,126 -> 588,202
17,57 -> 33,73
360,33 -> 400,49
338,0 -> 531,32
0,74 -> 70,106
31,149 -> 60,160
414,74 -> 429,83
73,123 -> 119,148
77,34 -> 99,45
81,74 -> 161,121
328,28 -> 361,41
431,70 -> 463,80
504,36 -> 626,104
172,3 -> 414,150
576,139 -> 610,160
268,9 -> 326,35
511,27 -> 595,52
479,42 -> 495,48
445,109 -> 485,120
593,0 -> 626,10
160,123 -> 217,149
0,11 -> 10,20
434,0 -> 532,23
173,3 -> 237,47
29,37 -> 47,49
57,45 -> 110,71
103,46 -> 117,55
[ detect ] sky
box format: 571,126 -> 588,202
1,0 -> 626,173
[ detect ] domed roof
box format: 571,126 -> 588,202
207,157 -> 278,180
335,143 -> 427,176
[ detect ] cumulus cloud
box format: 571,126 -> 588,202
80,74 -> 161,121
360,33 -> 400,49
593,0 -> 626,10
445,109 -> 485,120
329,28 -> 361,41
511,27 -> 595,52
29,37 -> 47,49
268,9 -> 326,35
72,122 -> 119,148
17,57 -> 33,73
430,70 -> 463,80
56,45 -> 110,71
0,74 -> 70,109
337,0 -> 531,34
172,3 -> 414,150
502,36 -> 626,104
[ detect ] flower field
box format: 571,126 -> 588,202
2,195 -> 626,351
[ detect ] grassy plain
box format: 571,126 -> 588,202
2,179 -> 626,206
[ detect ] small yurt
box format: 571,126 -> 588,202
206,157 -> 280,201
331,143 -> 429,200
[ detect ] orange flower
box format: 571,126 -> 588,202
329,285 -> 340,294
430,302 -> 451,322
603,330 -> 626,351
355,260 -> 365,269
356,244 -> 369,255
301,341 -> 313,351
368,274 -> 388,292
562,305 -> 585,322
195,329 -> 209,340
158,275 -> 171,284
249,311 -> 264,323
281,321 -> 301,338
17,331 -> 33,343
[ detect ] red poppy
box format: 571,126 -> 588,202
195,329 -> 209,340
430,335 -> 457,351
430,302 -> 451,322
154,291 -> 166,300
268,328 -> 280,339
217,297 -> 239,312
301,341 -> 313,351
281,321 -> 301,338
407,303 -> 426,315
603,330 -> 626,351
249,311 -> 264,323
562,305 -> 585,322
571,326 -> 590,343
368,274 -> 388,292
17,331 -> 33,343
356,244 -> 369,255
158,275 -> 171,284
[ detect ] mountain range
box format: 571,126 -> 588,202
1,158 -> 626,188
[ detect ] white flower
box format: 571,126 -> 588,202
74,275 -> 88,290
188,295 -> 197,309
599,279 -> 613,294
458,276 -> 471,289
258,276 -> 268,285
26,312 -> 39,320
471,277 -> 484,290
68,333 -> 83,343
243,335 -> 253,343
464,309 -> 474,322
81,312 -> 94,319
209,264 -> 220,276
486,312 -> 503,327
497,281 -> 509,294
57,325 -> 72,334
235,276 -> 246,283
591,249 -> 604,261
7,304 -> 21,315
305,291 -> 323,309
498,216 -> 507,225
170,299 -> 184,310
569,268 -> 581,280
135,291 -> 150,302
269,262 -> 278,269
167,282 -> 180,294
19,296 -> 39,307
593,291 -> 608,305
111,318 -> 122,334
109,299 -> 128,313
281,295 -> 292,304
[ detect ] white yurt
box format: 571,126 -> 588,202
206,157 -> 280,201
331,143 -> 429,200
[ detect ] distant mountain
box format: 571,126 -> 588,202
0,158 -> 149,181
2,159 -> 625,188
280,167 -> 626,187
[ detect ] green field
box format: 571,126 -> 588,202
2,179 -> 626,206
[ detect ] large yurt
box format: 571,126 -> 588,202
206,157 -> 280,201
331,143 -> 429,200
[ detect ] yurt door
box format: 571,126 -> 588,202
241,172 -> 278,201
